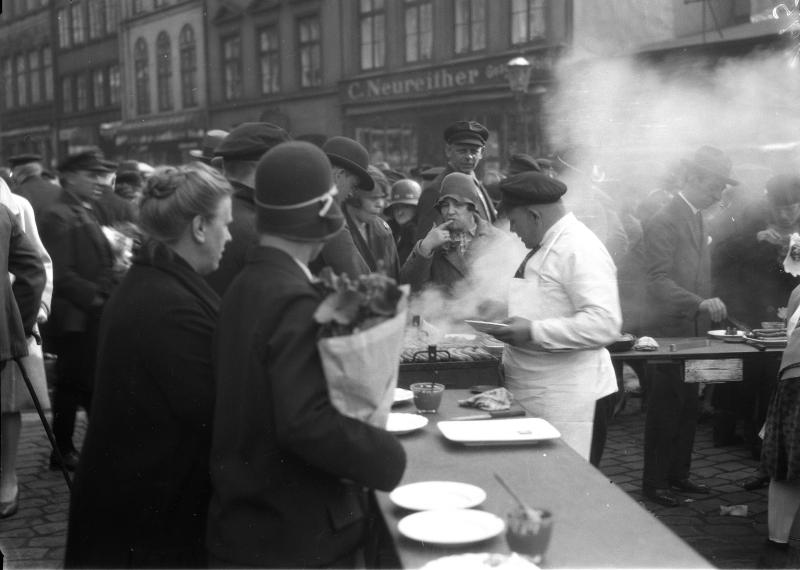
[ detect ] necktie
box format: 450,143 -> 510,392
513,246 -> 540,279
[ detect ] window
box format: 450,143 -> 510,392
133,0 -> 146,14
297,16 -> 321,88
62,76 -> 73,113
156,32 -> 173,111
404,0 -> 432,63
58,8 -> 71,49
454,0 -> 486,54
134,38 -> 150,114
258,26 -> 280,95
106,0 -> 119,34
76,74 -> 88,111
108,64 -> 120,106
511,0 -> 545,44
28,50 -> 40,104
88,0 -> 106,40
42,48 -> 53,101
71,3 -> 86,45
2,58 -> 14,110
222,35 -> 242,101
92,68 -> 105,108
15,54 -> 28,107
179,25 -> 197,107
359,0 -> 385,70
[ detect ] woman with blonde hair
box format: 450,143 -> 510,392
64,162 -> 232,568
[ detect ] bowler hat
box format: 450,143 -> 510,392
443,120 -> 489,147
214,122 -> 290,161
435,173 -> 482,210
8,154 -> 42,168
683,146 -> 738,186
384,179 -> 421,214
254,141 -> 344,242
190,129 -> 230,163
322,136 -> 374,191
58,150 -> 115,174
499,171 -> 567,208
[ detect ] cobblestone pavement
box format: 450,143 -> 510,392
0,403 -> 771,569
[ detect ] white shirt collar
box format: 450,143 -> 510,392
678,192 -> 700,215
292,257 -> 316,283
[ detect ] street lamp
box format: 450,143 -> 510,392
507,56 -> 533,154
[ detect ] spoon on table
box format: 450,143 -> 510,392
494,473 -> 538,518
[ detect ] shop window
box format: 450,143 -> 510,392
57,8 -> 71,49
157,32 -> 173,111
43,48 -> 53,101
109,64 -> 121,106
258,25 -> 280,95
88,0 -> 106,40
62,76 -> 73,113
297,16 -> 322,88
134,38 -> 151,115
360,0 -> 386,71
28,50 -> 41,105
15,54 -> 27,108
92,68 -> 105,108
355,125 -> 417,172
404,0 -> 432,63
454,0 -> 486,54
71,3 -> 86,45
180,25 -> 198,107
76,74 -> 88,112
511,0 -> 545,44
222,35 -> 243,101
2,58 -> 14,110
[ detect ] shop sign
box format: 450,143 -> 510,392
341,49 -> 558,105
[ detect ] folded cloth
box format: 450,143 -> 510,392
458,387 -> 513,411
633,336 -> 659,351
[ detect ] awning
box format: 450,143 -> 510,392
115,112 -> 206,145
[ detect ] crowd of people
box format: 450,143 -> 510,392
2,117 -> 800,567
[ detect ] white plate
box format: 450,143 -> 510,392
437,417 -> 561,446
464,320 -> 509,334
707,329 -> 746,342
390,481 -> 486,511
398,509 -> 505,545
386,413 -> 428,435
393,388 -> 414,405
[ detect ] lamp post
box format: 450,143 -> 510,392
506,56 -> 533,154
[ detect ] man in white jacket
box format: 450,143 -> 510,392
492,171 -> 622,460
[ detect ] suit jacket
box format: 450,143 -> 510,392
208,246 -> 406,568
15,175 -> 60,219
38,191 -> 115,335
344,205 -> 401,279
0,204 -> 45,362
65,243 -> 219,569
414,164 -> 496,242
643,196 -> 711,336
205,181 -> 257,296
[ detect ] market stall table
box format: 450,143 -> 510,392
378,390 -> 712,569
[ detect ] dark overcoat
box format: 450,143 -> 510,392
344,205 -> 401,279
64,243 -> 219,569
207,246 -> 406,568
642,197 -> 712,336
0,204 -> 45,362
15,175 -> 60,219
309,220 -> 370,279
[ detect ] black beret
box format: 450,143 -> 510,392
507,153 -> 542,175
58,151 -> 115,174
9,154 -> 43,168
499,171 -> 567,208
443,120 -> 489,146
214,122 -> 291,160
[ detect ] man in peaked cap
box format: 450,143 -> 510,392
307,136 -> 373,279
7,154 -> 59,219
38,150 -> 122,472
414,120 -> 497,243
490,171 -> 622,461
401,171 -> 506,295
208,141 -> 406,568
204,122 -> 291,295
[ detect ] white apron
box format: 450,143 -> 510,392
502,224 -> 617,459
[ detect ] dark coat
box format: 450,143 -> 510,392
344,205 -> 401,279
0,204 -> 46,362
65,243 -> 219,569
642,197 -> 712,336
413,164 -> 496,242
38,191 -> 116,336
93,189 -> 137,226
387,216 -> 417,265
15,175 -> 60,219
205,181 -> 256,296
309,218 -> 370,279
208,246 -> 406,568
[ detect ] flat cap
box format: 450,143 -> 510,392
214,122 -> 290,161
9,154 -> 43,168
507,153 -> 542,175
58,150 -> 115,174
499,171 -> 567,208
443,120 -> 489,146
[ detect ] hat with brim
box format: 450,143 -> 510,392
443,120 -> 489,147
322,136 -> 374,191
435,172 -> 481,210
58,151 -> 116,174
384,180 -> 421,214
214,123 -> 290,161
189,129 -> 230,163
682,145 -> 739,186
9,154 -> 43,168
255,141 -> 344,242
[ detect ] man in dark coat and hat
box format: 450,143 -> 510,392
208,141 -> 406,568
8,154 -> 60,219
204,122 -> 291,295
